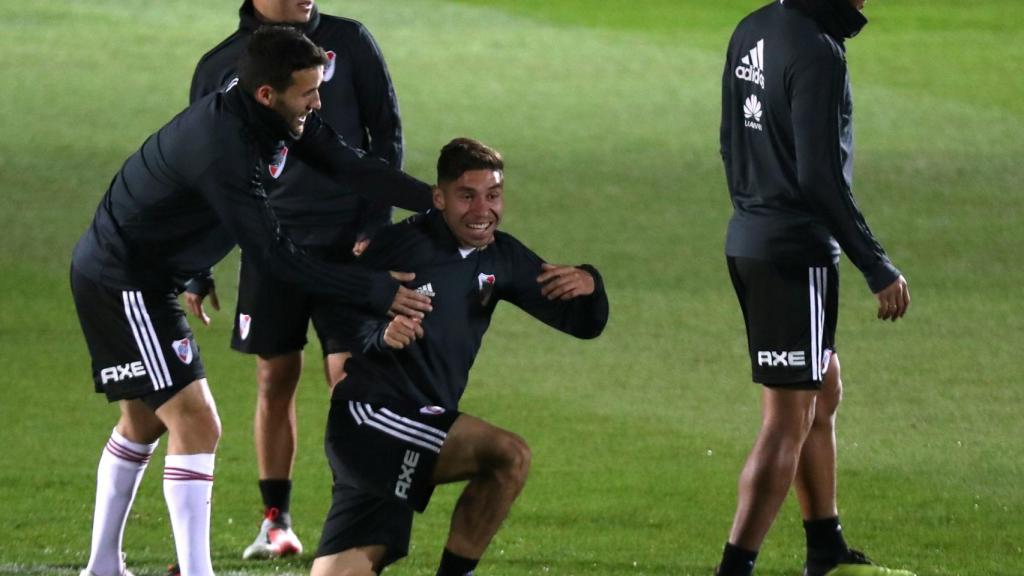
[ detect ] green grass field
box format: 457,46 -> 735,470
1,0 -> 1022,574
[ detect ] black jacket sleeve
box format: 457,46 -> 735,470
291,113 -> 432,213
348,22 -> 403,168
347,23 -> 405,242
789,42 -> 900,292
500,239 -> 609,339
320,223 -> 418,353
194,146 -> 400,315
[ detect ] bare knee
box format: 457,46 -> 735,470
116,400 -> 165,444
257,353 -> 302,403
489,432 -> 532,490
157,380 -> 222,451
761,389 -> 817,446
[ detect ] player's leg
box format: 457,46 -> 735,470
795,353 -> 842,518
323,352 -> 351,395
154,378 -> 220,576
311,546 -> 388,576
72,270 -> 209,576
233,252 -> 309,558
794,352 -> 849,572
431,414 -> 532,575
792,264 -> 855,572
717,258 -> 824,576
83,400 -> 164,576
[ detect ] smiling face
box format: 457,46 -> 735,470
258,66 -> 323,136
252,0 -> 314,23
434,168 -> 505,249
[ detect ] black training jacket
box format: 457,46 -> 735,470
721,0 -> 900,292
191,1 -> 402,248
71,86 -> 432,315
331,210 -> 609,411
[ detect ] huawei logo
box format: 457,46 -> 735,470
743,94 -> 762,121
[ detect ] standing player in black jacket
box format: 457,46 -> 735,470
71,27 -> 431,576
186,0 -> 406,559
716,1 -> 913,575
309,138 -> 609,576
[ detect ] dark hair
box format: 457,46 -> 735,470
436,138 -> 504,184
237,25 -> 328,93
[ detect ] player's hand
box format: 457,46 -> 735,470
383,315 -> 423,349
875,275 -> 910,321
184,286 -> 220,326
537,263 -> 595,300
352,237 -> 371,257
388,271 -> 433,318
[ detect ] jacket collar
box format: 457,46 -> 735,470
784,0 -> 867,40
225,86 -> 295,150
238,0 -> 321,35
426,209 -> 462,253
425,209 -> 494,255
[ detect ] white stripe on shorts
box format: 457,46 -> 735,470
122,291 -> 172,390
349,401 -> 445,453
807,267 -> 827,382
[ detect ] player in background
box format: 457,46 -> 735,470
185,0 -> 405,559
715,1 -> 913,575
72,27 -> 431,576
309,138 -> 609,576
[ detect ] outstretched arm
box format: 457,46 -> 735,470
291,113 -> 431,213
502,239 -> 609,339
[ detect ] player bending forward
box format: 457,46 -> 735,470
309,138 -> 609,576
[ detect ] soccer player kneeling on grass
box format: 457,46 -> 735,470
309,138 -> 609,576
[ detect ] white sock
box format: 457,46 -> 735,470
85,428 -> 158,576
164,453 -> 216,576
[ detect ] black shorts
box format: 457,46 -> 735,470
231,247 -> 355,357
316,397 -> 460,562
727,256 -> 839,389
71,267 -> 205,409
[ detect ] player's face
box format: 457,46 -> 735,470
253,0 -> 315,23
434,169 -> 504,249
849,0 -> 866,10
267,66 -> 323,137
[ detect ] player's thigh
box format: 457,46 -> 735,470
310,297 -> 357,387
323,352 -> 352,392
311,546 -> 387,576
117,399 -> 166,444
432,414 -> 531,485
154,378 -> 221,439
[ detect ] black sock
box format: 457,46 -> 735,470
436,548 -> 479,576
717,542 -> 757,576
259,479 -> 292,525
804,516 -> 849,564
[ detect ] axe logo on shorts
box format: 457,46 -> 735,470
239,314 -> 252,340
756,350 -> 805,368
394,449 -> 421,500
99,361 -> 147,385
172,338 -> 193,365
323,51 -> 337,82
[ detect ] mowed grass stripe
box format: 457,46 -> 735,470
0,0 -> 1021,575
